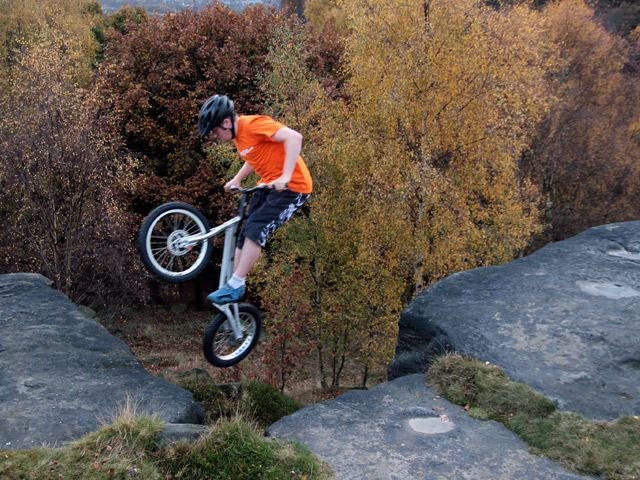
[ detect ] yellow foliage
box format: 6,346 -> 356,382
257,23 -> 406,387
259,1 -> 563,388
340,0 -> 555,286
304,0 -> 348,34
0,0 -> 101,87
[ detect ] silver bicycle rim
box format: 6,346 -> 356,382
145,208 -> 209,278
213,312 -> 257,361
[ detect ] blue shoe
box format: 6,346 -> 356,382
207,283 -> 246,305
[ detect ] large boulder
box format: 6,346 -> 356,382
268,374 -> 592,480
388,222 -> 640,420
0,273 -> 204,449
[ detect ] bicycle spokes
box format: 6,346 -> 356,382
212,313 -> 256,360
148,212 -> 207,273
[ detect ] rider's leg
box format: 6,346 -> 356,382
208,241 -> 260,304
226,247 -> 246,289
233,238 -> 261,278
234,247 -> 243,271
208,191 -> 309,304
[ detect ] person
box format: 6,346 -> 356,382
198,94 -> 313,304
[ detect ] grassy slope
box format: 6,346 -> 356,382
0,413 -> 331,480
0,379 -> 329,479
429,353 -> 640,480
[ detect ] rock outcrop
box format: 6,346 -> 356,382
0,273 -> 204,449
388,222 -> 640,420
268,375 -> 592,480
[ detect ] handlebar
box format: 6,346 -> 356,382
228,183 -> 288,194
228,185 -> 269,194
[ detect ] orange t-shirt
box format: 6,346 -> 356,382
234,115 -> 313,194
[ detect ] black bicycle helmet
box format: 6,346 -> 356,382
198,94 -> 235,137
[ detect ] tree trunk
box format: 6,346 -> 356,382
279,337 -> 287,392
361,364 -> 369,389
317,345 -> 327,390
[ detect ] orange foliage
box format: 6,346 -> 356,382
522,0 -> 640,242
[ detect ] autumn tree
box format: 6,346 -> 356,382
92,6 -> 147,64
280,0 -> 305,17
304,0 -> 348,35
254,22 -> 405,390
255,0 -> 560,390
0,0 -> 102,88
0,31 -> 140,305
522,0 -> 640,242
96,3 -> 290,223
300,0 -> 348,99
257,250 -> 313,391
340,0 -> 555,293
630,26 -> 640,146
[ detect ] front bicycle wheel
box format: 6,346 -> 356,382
203,304 -> 262,367
138,201 -> 213,283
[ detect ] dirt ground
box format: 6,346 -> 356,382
98,304 -> 388,405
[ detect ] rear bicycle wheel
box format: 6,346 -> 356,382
203,304 -> 262,367
137,202 -> 212,283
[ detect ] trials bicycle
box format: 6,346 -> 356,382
137,185 -> 269,367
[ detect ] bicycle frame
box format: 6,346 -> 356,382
177,186 -> 264,340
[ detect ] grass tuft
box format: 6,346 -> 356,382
241,380 -> 302,427
0,410 -> 165,480
0,415 -> 330,480
428,352 -> 640,479
179,379 -> 236,424
158,416 -> 331,480
179,378 -> 301,428
77,395 -> 164,455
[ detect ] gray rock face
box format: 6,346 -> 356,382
0,273 -> 204,449
388,222 -> 640,420
268,375 -> 592,480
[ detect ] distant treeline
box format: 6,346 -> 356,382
100,0 -> 280,15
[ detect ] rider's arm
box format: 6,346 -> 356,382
234,162 -> 254,182
271,127 -> 302,183
225,162 -> 254,190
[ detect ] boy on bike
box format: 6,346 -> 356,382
198,94 -> 312,304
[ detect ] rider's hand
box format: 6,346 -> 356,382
268,176 -> 290,191
224,177 -> 242,192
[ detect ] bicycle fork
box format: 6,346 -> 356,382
211,222 -> 244,340
212,303 -> 242,339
